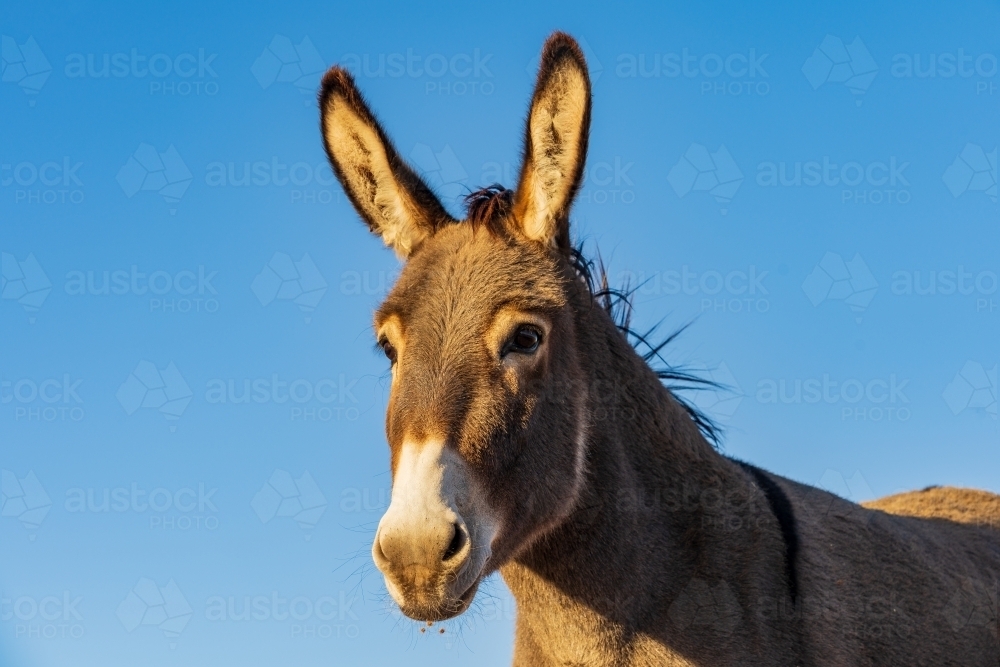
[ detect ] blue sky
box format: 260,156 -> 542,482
1,1 -> 997,665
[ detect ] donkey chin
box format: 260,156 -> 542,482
371,441 -> 497,621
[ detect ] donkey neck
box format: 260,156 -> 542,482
501,289 -> 783,662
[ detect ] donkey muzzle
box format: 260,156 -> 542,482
372,440 -> 493,620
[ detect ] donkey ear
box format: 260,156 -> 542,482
513,33 -> 592,249
319,68 -> 456,258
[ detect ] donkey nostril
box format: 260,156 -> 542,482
442,523 -> 466,562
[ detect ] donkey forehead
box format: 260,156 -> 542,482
374,225 -> 568,334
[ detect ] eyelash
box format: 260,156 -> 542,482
378,337 -> 397,364
502,326 -> 542,357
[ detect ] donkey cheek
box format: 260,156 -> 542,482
500,367 -> 523,395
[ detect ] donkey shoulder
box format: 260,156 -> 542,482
862,485 -> 1000,529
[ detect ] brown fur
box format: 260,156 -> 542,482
320,32 -> 1000,666
864,486 -> 1000,528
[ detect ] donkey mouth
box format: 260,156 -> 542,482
401,577 -> 482,622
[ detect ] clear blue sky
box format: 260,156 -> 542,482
1,1 -> 997,665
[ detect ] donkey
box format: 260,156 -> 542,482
319,32 -> 1000,666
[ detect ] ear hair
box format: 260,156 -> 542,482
319,67 -> 455,258
513,33 -> 592,250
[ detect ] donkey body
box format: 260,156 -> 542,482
320,33 -> 1000,666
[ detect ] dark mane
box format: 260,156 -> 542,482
462,186 -> 723,447
463,184 -> 514,236
569,246 -> 723,447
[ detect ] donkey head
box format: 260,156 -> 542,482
320,33 -> 592,621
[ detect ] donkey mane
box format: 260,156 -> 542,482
461,184 -> 723,446
463,184 -> 515,234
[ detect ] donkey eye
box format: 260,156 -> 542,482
504,326 -> 541,356
379,338 -> 397,364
